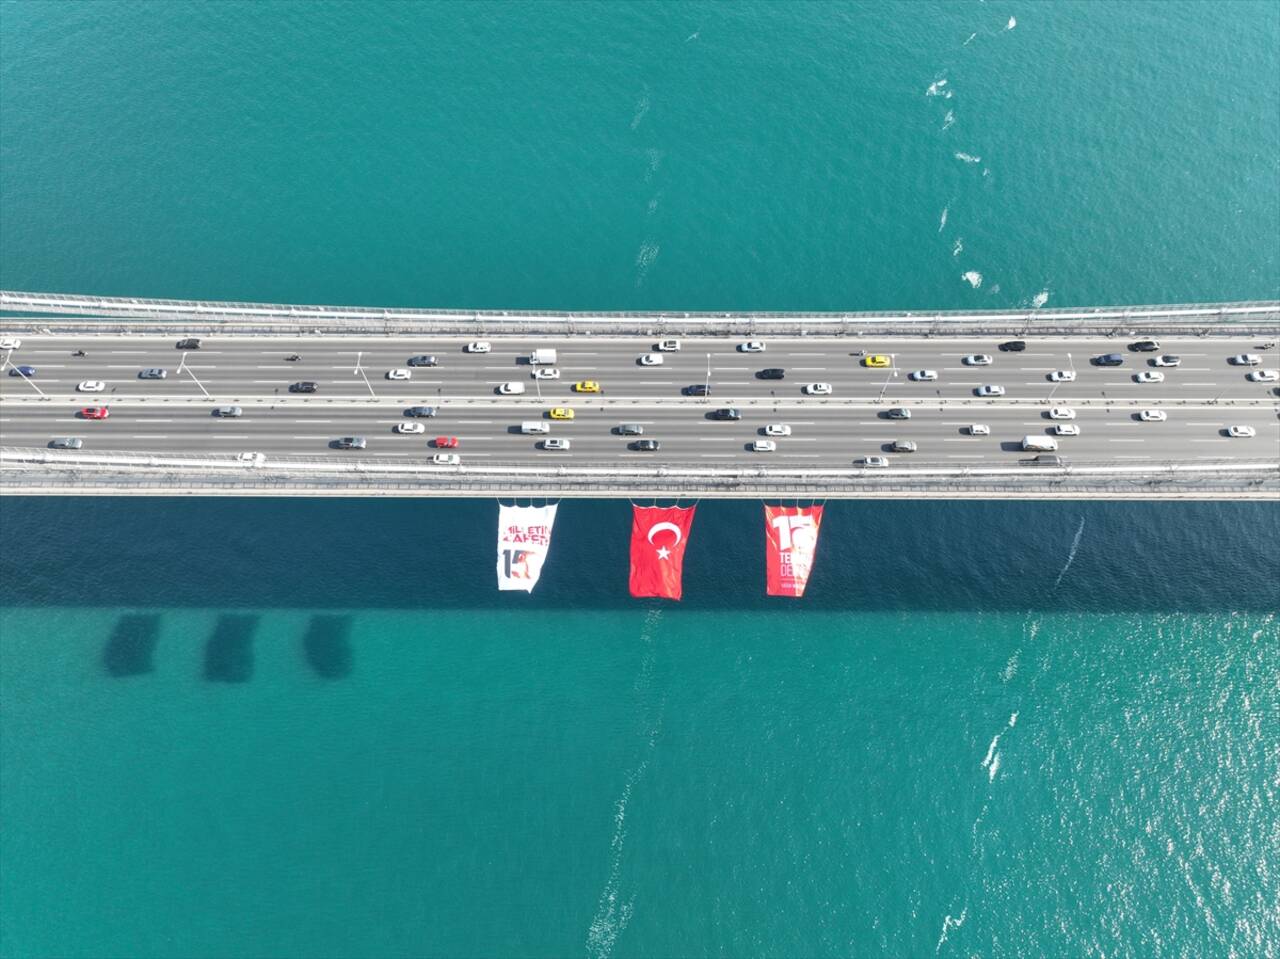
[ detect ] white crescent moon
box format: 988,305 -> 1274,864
647,521 -> 683,546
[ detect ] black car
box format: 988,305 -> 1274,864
998,340 -> 1027,352
890,440 -> 918,453
617,424 -> 644,436
683,384 -> 711,396
756,368 -> 786,380
408,355 -> 438,367
1129,340 -> 1160,352
290,381 -> 319,393
176,337 -> 201,350
630,439 -> 660,451
709,408 -> 741,420
1092,353 -> 1125,367
404,406 -> 437,417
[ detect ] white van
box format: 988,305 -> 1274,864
1021,435 -> 1059,452
520,421 -> 550,434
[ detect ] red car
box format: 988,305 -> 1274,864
79,406 -> 109,420
433,436 -> 459,449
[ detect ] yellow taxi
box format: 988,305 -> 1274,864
573,380 -> 602,393
549,407 -> 575,420
863,354 -> 892,368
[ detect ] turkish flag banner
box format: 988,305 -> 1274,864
764,504 -> 824,597
629,505 -> 697,600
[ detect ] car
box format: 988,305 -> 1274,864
1152,355 -> 1181,367
50,437 -> 83,449
1048,370 -> 1076,382
542,438 -> 571,451
79,406 -> 109,420
9,365 -> 36,377
1247,369 -> 1279,382
290,381 -> 318,393
739,341 -> 766,353
395,422 -> 426,434
764,424 -> 791,436
1226,425 -> 1256,438
858,456 -> 890,467
0,337 -> 21,350
710,408 -> 741,420
549,407 -> 575,420
963,354 -> 993,366
1129,340 -> 1161,352
998,340 -> 1026,352
639,354 -> 664,366
863,354 -> 892,368
656,339 -> 681,352
1053,424 -> 1080,437
751,440 -> 777,452
77,380 -> 106,392
408,355 -> 438,367
465,341 -> 491,353
1093,353 -> 1125,366
756,368 -> 785,380
533,368 -> 560,379
908,369 -> 938,381
803,382 -> 833,395
890,440 -> 917,453
212,406 -> 242,417
683,384 -> 710,396
498,382 -> 526,395
1134,371 -> 1164,383
573,380 -> 602,393
968,424 -> 990,435
887,407 -> 911,420
1231,354 -> 1262,366
176,338 -> 201,350
404,406 -> 437,417
334,436 -> 367,449
432,453 -> 461,465
433,436 -> 459,448
138,368 -> 168,379
1049,407 -> 1076,420
630,439 -> 660,452
617,424 -> 644,436
386,368 -> 411,380
236,452 -> 266,466
975,385 -> 1005,397
1138,409 -> 1167,422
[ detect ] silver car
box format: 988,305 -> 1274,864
138,368 -> 168,379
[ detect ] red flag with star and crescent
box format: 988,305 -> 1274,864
629,505 -> 697,600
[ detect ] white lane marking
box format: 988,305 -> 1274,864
947,454 -> 984,458
131,434 -> 167,438
1106,439 -> 1146,443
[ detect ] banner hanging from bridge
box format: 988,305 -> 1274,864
496,504 -> 559,592
764,504 -> 824,597
629,505 -> 697,600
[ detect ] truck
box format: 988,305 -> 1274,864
530,348 -> 557,365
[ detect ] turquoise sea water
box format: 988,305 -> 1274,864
2,2 -> 1280,958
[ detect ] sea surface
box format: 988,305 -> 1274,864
1,2 -> 1279,958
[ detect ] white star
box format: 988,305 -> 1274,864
656,545 -> 671,560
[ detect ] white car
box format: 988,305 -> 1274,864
751,440 -> 777,452
976,385 -> 1005,397
1049,407 -> 1076,420
1152,355 -> 1182,367
1048,370 -> 1076,382
1138,409 -> 1167,422
386,369 -> 411,380
395,422 -> 426,434
739,341 -> 766,353
0,337 -> 20,350
432,453 -> 462,465
1246,369 -> 1278,382
1226,425 -> 1256,438
77,380 -> 106,392
803,382 -> 833,395
1053,424 -> 1080,437
235,452 -> 266,467
859,456 -> 889,468
968,424 -> 990,435
639,353 -> 664,366
498,381 -> 526,395
963,354 -> 992,366
764,424 -> 792,437
542,438 -> 571,451
656,339 -> 681,352
1134,371 -> 1164,383
909,369 -> 938,381
1230,354 -> 1261,366
465,341 -> 491,353
533,368 -> 561,380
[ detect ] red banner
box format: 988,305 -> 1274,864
629,505 -> 697,600
764,505 -> 824,597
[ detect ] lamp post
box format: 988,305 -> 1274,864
878,368 -> 898,404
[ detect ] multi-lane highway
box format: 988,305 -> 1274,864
1,333 -> 1277,467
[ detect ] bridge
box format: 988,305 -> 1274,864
2,291 -> 1277,498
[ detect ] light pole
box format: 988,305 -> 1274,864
878,368 -> 898,404
705,352 -> 711,401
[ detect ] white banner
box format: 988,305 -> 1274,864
496,504 -> 559,592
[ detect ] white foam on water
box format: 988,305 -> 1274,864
634,241 -> 660,287
952,238 -> 964,256
926,77 -> 949,97
1006,16 -> 1017,30
987,753 -> 1001,781
954,152 -> 981,163
1032,289 -> 1050,308
961,270 -> 983,288
1053,516 -> 1086,589
942,110 -> 955,131
981,712 -> 1018,781
630,90 -> 650,130
685,30 -> 700,42
964,32 -> 978,45
987,283 -> 1001,295
646,194 -> 660,216
938,206 -> 949,232
1002,650 -> 1020,682
981,167 -> 990,177
943,89 -> 953,99
935,908 -> 968,953
643,147 -> 664,182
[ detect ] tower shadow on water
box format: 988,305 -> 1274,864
301,614 -> 354,680
203,614 -> 259,683
102,613 -> 161,677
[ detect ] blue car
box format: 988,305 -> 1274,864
9,365 -> 36,377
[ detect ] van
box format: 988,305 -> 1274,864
1021,435 -> 1059,452
530,348 -> 557,365
521,421 -> 550,434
